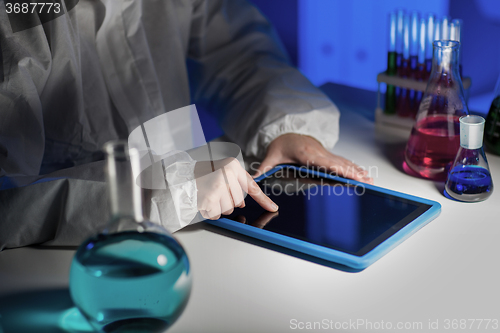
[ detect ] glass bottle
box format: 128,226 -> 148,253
445,115 -> 493,202
69,141 -> 192,333
484,75 -> 500,155
404,41 -> 469,181
384,11 -> 397,115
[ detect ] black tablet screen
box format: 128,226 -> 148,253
226,166 -> 432,256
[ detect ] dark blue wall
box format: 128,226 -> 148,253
251,0 -> 298,66
450,0 -> 500,96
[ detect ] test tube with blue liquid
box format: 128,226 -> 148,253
445,115 -> 494,202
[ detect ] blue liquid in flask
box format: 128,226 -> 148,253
69,231 -> 192,333
445,165 -> 493,202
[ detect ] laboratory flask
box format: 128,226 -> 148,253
445,115 -> 493,202
404,40 -> 468,181
484,75 -> 500,155
69,141 -> 192,333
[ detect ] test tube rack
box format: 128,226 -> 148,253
375,72 -> 471,131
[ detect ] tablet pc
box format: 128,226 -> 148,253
206,165 -> 441,270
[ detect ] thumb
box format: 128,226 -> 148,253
253,154 -> 280,178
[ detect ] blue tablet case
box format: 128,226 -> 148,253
206,165 -> 441,270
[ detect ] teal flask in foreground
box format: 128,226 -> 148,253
69,141 -> 192,332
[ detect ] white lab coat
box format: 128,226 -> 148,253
0,0 -> 340,249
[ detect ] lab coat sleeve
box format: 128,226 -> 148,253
187,0 -> 340,160
164,160 -> 198,228
0,4 -> 116,250
148,151 -> 198,232
0,17 -> 138,250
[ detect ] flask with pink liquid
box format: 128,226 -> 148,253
404,40 -> 469,181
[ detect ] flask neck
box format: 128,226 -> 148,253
429,41 -> 460,79
104,141 -> 144,223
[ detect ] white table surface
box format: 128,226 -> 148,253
1,85 -> 499,333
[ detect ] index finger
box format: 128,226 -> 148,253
227,160 -> 279,212
244,172 -> 278,212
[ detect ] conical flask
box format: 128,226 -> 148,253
445,115 -> 493,202
404,40 -> 469,181
484,75 -> 500,155
69,141 -> 192,333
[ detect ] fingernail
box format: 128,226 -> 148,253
271,203 -> 279,211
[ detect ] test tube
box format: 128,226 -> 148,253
397,13 -> 411,117
385,11 -> 397,114
441,16 -> 450,40
418,18 -> 426,76
388,11 -> 397,73
401,13 -> 410,76
395,9 -> 405,70
450,19 -> 463,76
450,19 -> 462,41
424,14 -> 435,79
415,17 -> 427,117
434,18 -> 441,41
395,9 -> 406,113
425,14 -> 435,78
409,12 -> 420,117
433,18 -> 442,66
410,11 -> 419,69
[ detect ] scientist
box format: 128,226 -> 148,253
0,0 -> 372,249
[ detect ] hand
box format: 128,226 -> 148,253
253,134 -> 373,184
195,158 -> 278,220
